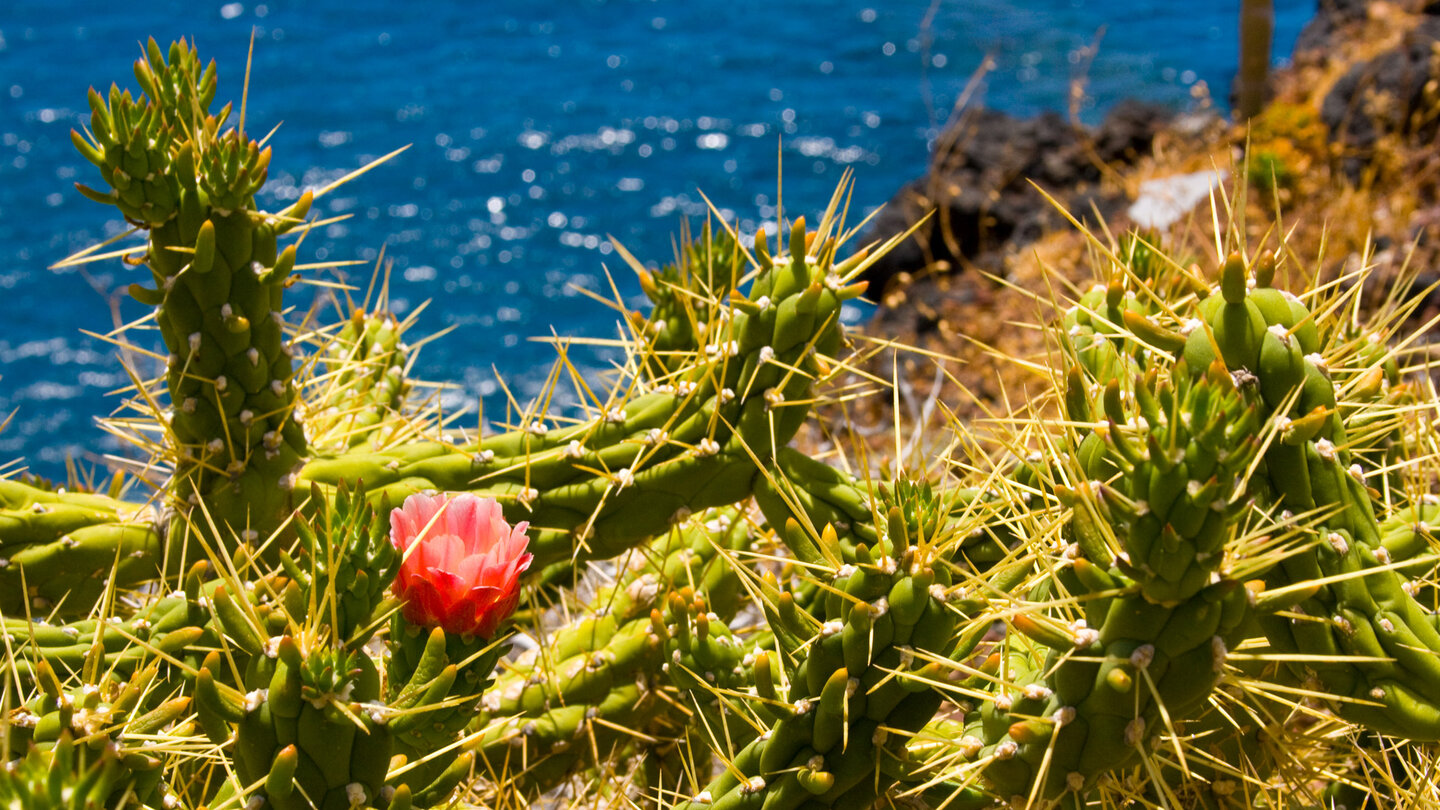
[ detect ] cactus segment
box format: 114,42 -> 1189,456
2,663 -> 193,810
467,509 -> 751,797
385,623 -> 509,760
194,637 -> 398,810
309,310 -> 415,453
71,38 -> 307,550
0,479 -> 168,616
3,562 -> 217,682
286,480 -> 399,646
671,517 -> 962,810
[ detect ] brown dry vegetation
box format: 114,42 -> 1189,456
834,0 -> 1440,475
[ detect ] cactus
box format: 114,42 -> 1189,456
18,38 -> 886,607
308,308 -> 416,454
663,507 -> 977,810
15,35 -> 1440,810
1208,256 -> 1440,742
0,479 -> 166,615
623,220 -> 744,378
3,659 -> 194,810
468,508 -> 751,797
298,206 -> 879,577
69,38 -> 314,548
3,559 -> 216,682
938,360 -> 1259,804
0,733 -> 149,810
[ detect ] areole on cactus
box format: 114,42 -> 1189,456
7,35 -> 1440,810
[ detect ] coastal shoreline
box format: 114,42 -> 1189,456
847,0 -> 1440,443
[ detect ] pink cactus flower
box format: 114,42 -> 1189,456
389,492 -> 532,638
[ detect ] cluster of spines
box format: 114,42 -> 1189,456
466,509 -> 751,797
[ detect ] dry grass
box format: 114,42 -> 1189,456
847,1 -> 1440,459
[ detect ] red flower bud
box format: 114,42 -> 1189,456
389,493 -> 532,638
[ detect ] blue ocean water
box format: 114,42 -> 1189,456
1,0 -> 1311,477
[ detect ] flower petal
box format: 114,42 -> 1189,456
456,552 -> 485,586
503,522 -> 531,561
485,507 -> 513,556
475,496 -> 510,555
390,492 -> 531,638
399,576 -> 450,628
391,492 -> 445,553
440,495 -> 478,550
451,585 -> 502,635
421,566 -> 467,600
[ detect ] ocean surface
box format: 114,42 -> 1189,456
1,0 -> 1312,478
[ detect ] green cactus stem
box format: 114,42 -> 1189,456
0,479 -> 167,616
669,512 -> 969,810
309,310 -> 415,453
943,357 -> 1258,804
71,38 -> 313,548
1194,257 -> 1440,741
3,661 -> 193,810
193,638 -> 400,810
620,220 -> 744,378
301,200 -> 890,576
3,560 -> 215,682
467,508 -> 751,797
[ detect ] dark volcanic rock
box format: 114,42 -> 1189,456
860,100 -> 1173,295
1322,18 -> 1440,179
1295,0 -> 1372,55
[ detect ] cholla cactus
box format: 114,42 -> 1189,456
11,36 -> 1440,810
71,39 -> 312,546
